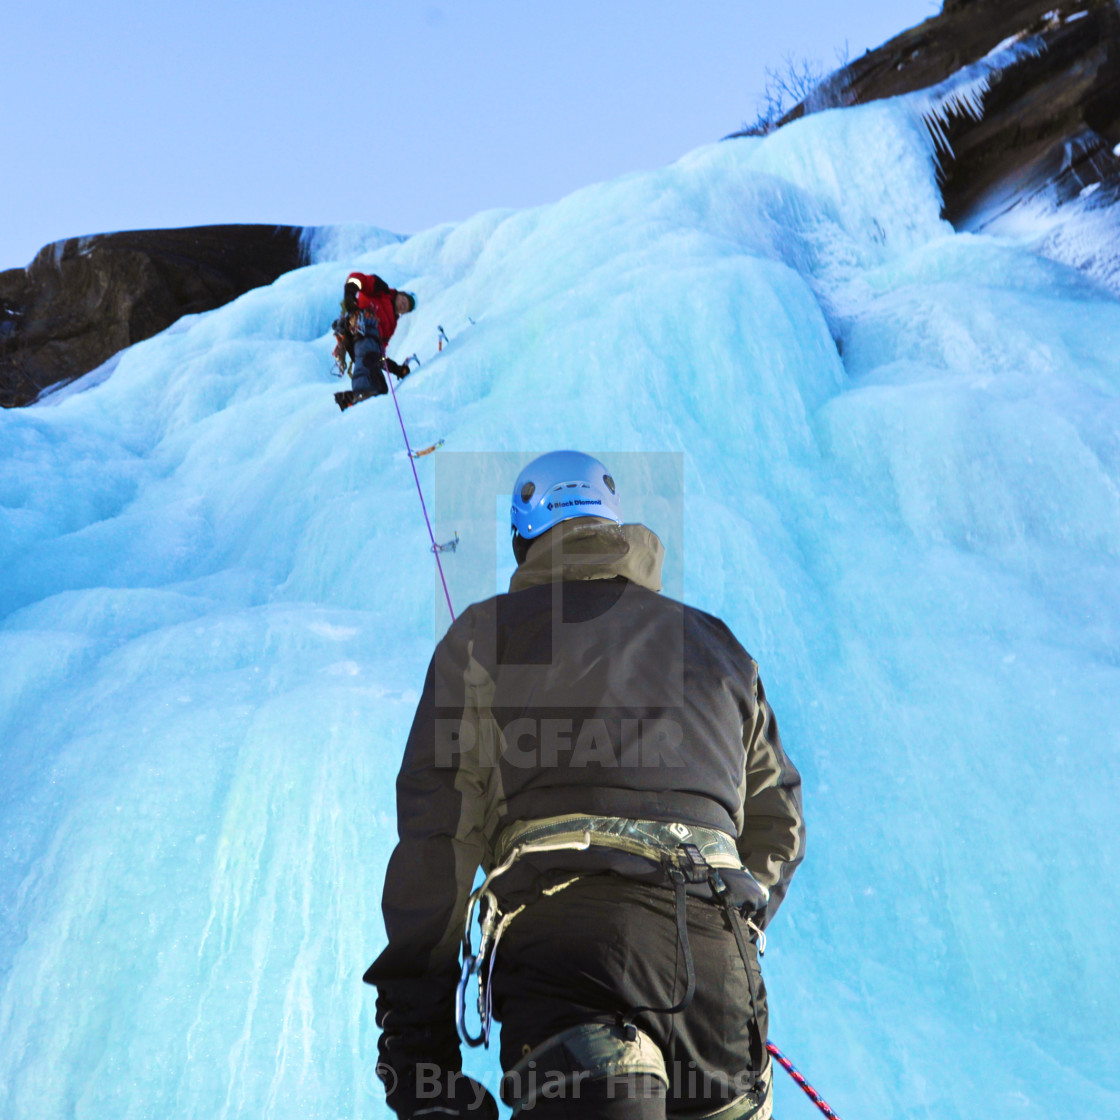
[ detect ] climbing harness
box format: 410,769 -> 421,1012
456,830 -> 593,1046
766,1043 -> 843,1120
455,816 -> 768,1051
458,814 -> 845,1111
384,358 -> 456,622
454,815 -> 854,1111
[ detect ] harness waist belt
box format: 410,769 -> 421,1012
495,813 -> 745,874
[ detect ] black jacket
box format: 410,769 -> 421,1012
366,518 -> 805,1070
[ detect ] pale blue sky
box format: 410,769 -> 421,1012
1,0 -> 939,271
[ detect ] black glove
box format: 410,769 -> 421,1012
379,1064 -> 498,1120
384,358 -> 410,379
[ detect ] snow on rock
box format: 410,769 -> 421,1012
906,34 -> 1047,157
757,0 -> 1120,295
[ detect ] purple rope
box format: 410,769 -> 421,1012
385,365 -> 456,623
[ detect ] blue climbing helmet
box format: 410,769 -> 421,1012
510,450 -> 622,561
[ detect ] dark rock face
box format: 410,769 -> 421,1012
0,225 -> 305,408
731,0 -> 1120,252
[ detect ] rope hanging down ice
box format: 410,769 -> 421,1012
384,363 -> 456,623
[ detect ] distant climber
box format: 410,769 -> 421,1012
332,272 -> 416,410
365,450 -> 806,1119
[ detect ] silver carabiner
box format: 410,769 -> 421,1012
456,832 -> 592,1048
456,953 -> 488,1047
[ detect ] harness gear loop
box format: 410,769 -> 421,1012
332,313 -> 354,376
456,832 -> 591,1047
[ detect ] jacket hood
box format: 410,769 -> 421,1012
509,518 -> 664,593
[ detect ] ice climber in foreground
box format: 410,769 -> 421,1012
366,450 -> 805,1119
331,271 -> 415,409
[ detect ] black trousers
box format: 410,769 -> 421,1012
491,874 -> 769,1118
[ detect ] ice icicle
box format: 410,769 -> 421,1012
907,34 -> 1046,158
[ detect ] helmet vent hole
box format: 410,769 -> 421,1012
520,482 -> 535,502
603,474 -> 616,494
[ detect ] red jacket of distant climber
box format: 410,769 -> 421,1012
347,272 -> 402,344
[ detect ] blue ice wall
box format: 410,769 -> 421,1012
1,96 -> 1118,1119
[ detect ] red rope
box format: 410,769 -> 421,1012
767,1042 -> 842,1120
384,365 -> 456,623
